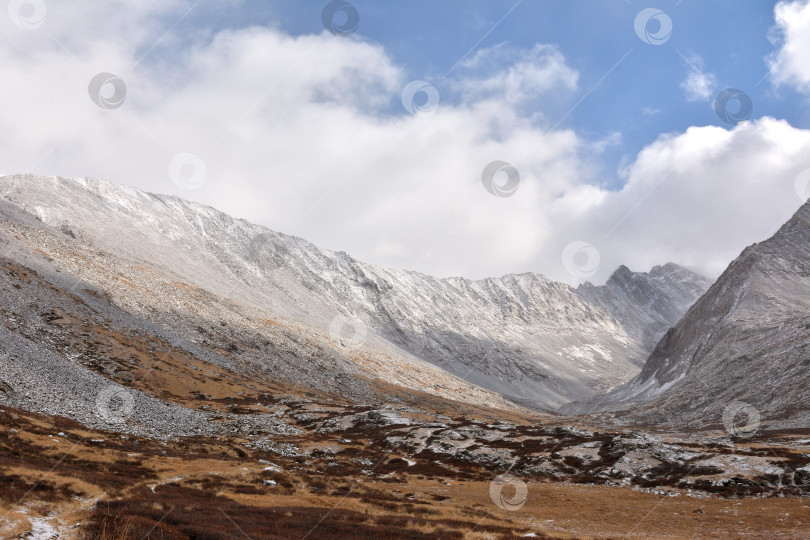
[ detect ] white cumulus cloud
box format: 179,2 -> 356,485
565,118 -> 810,283
0,1 -> 809,287
768,0 -> 810,93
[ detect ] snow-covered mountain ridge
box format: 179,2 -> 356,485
0,174 -> 711,409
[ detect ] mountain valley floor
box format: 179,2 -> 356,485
2,400 -> 810,539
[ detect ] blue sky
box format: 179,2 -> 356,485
175,0 -> 808,188
2,0 -> 810,284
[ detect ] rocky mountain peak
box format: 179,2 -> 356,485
566,199 -> 810,429
606,264 -> 635,285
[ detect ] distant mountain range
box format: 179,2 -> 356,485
0,174 -> 710,425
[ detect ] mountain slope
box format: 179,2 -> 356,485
0,174 -> 709,409
566,201 -> 810,429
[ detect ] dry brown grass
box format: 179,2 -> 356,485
3,403 -> 810,539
